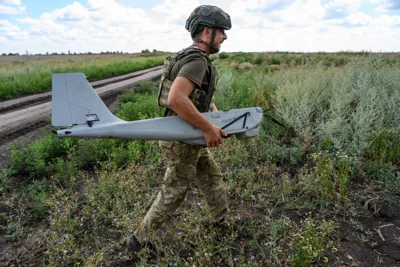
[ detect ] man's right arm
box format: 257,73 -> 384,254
167,76 -> 226,147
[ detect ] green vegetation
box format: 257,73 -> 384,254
1,53 -> 399,266
0,54 -> 165,101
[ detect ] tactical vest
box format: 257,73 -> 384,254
157,45 -> 218,115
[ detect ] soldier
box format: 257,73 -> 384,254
127,5 -> 232,252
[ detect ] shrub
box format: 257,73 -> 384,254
218,52 -> 230,59
273,59 -> 400,157
269,56 -> 281,65
116,93 -> 162,121
119,81 -> 157,104
366,128 -> 400,164
118,90 -> 139,103
300,151 -> 354,205
8,134 -> 77,177
135,80 -> 157,94
291,217 -> 336,267
256,137 -> 303,165
361,161 -> 400,196
230,52 -> 253,64
293,56 -> 308,66
333,57 -> 348,67
252,55 -> 265,65
19,180 -> 53,220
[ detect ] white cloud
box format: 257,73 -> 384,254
0,19 -> 20,32
231,0 -> 264,11
5,30 -> 28,40
347,12 -> 372,25
85,0 -> 152,29
0,0 -> 25,14
325,0 -> 363,12
199,0 -> 233,11
229,0 -> 273,29
17,17 -> 41,25
271,0 -> 326,26
229,0 -> 326,29
152,0 -> 200,25
87,0 -> 114,10
230,0 -> 285,11
40,2 -> 88,22
0,19 -> 28,42
372,14 -> 400,26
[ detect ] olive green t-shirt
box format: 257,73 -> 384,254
170,57 -> 208,89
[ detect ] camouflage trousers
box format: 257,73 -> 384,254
135,141 -> 228,242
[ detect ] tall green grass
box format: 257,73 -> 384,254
0,55 -> 165,101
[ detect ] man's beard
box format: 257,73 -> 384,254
210,43 -> 220,54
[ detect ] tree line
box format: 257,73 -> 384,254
1,49 -> 161,56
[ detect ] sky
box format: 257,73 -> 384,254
0,0 -> 399,54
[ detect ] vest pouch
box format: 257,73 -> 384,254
158,78 -> 173,108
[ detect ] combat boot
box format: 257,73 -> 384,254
127,234 -> 157,257
127,234 -> 141,252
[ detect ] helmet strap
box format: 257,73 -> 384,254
209,28 -> 218,54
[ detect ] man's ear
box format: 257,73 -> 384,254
204,27 -> 212,36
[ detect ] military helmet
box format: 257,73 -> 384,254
185,5 -> 231,34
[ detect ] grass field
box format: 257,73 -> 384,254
0,53 -> 167,101
0,52 -> 399,266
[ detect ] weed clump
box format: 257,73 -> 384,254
291,216 -> 336,267
300,151 -> 354,206
367,128 -> 400,164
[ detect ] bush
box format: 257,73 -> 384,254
218,52 -> 230,59
293,56 -> 308,66
116,93 -> 162,121
273,59 -> 400,157
291,217 -> 336,266
269,56 -> 281,65
135,80 -> 157,94
230,52 -> 253,64
361,161 -> 400,195
118,90 -> 139,103
119,81 -> 157,103
300,151 -> 354,205
367,128 -> 400,164
8,134 -> 76,178
252,55 -> 265,65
